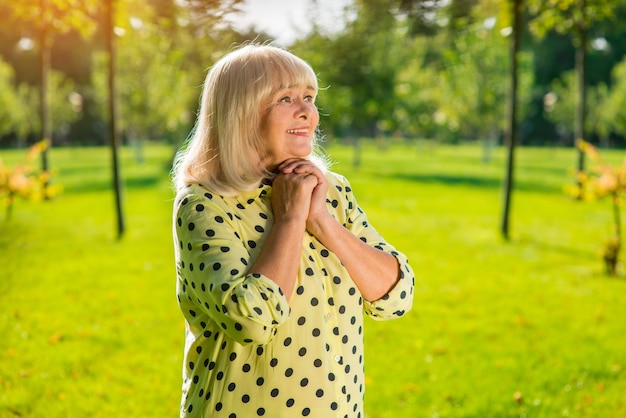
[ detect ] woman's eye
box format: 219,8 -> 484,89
279,96 -> 291,103
304,95 -> 314,102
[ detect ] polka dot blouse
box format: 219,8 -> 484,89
173,171 -> 414,418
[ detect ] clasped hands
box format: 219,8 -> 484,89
270,158 -> 330,233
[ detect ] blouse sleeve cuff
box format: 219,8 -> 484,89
228,273 -> 291,345
363,252 -> 414,321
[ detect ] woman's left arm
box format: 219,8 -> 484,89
306,211 -> 400,302
279,159 -> 412,303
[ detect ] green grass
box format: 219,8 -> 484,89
1,142 -> 625,417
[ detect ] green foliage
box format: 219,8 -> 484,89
604,57 -> 626,136
0,56 -> 83,142
547,54 -> 626,143
434,12 -> 533,142
295,0 -> 536,143
0,58 -> 35,139
527,0 -> 615,41
545,70 -> 577,135
39,69 -> 82,137
88,0 -> 242,146
2,0 -> 99,38
1,143 -> 626,417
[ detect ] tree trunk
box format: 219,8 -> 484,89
105,0 -> 125,239
500,0 -> 522,241
575,0 -> 587,197
39,0 -> 51,198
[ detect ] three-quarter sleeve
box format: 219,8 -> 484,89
174,189 -> 290,346
332,175 -> 415,320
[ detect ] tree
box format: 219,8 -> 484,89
2,0 -> 98,193
527,0 -> 615,185
435,10 -> 533,146
292,0 -> 406,167
103,0 -> 125,238
90,3 -> 198,152
500,0 -> 523,241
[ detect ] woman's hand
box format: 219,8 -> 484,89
271,162 -> 319,227
277,159 -> 330,228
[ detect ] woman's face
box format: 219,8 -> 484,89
261,85 -> 319,169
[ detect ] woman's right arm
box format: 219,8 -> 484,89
175,191 -> 290,346
174,176 -> 316,345
247,171 -> 318,300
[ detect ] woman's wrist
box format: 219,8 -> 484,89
306,212 -> 337,239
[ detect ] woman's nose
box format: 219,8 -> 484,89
296,101 -> 313,119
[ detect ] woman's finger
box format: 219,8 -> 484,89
278,158 -> 317,174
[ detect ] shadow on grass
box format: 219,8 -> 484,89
63,175 -> 164,194
386,173 -> 563,194
516,237 -> 598,261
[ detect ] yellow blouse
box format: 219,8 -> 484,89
173,171 -> 414,418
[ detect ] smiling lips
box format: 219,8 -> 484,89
287,128 -> 310,135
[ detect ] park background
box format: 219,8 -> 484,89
1,0 -> 626,417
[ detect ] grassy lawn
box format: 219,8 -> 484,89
1,141 -> 625,417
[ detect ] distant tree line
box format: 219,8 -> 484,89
1,0 -> 626,149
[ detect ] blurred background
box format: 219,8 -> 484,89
1,0 -> 626,151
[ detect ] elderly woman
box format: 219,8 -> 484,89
172,44 -> 414,418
